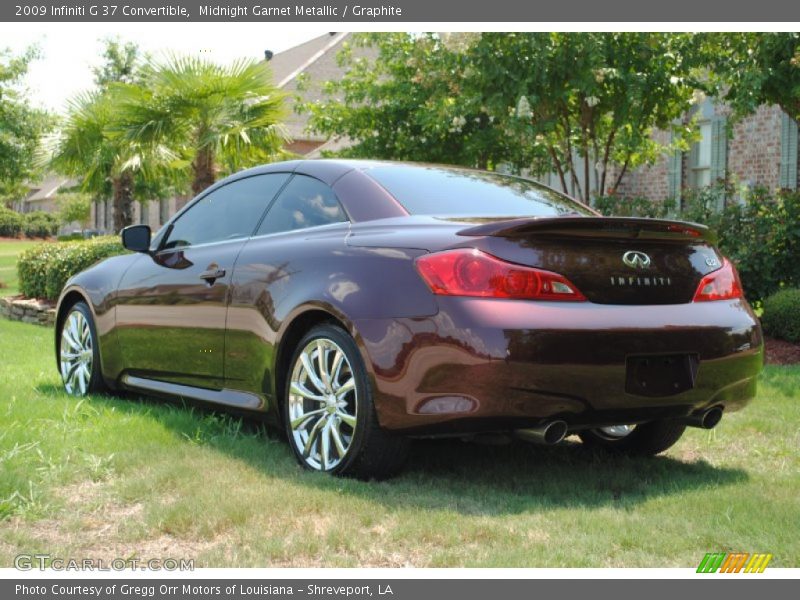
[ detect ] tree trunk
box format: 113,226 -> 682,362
583,151 -> 590,205
192,147 -> 216,196
112,171 -> 135,233
547,146 -> 569,194
612,159 -> 631,192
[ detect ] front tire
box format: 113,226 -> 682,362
578,420 -> 686,456
58,302 -> 106,396
283,324 -> 409,479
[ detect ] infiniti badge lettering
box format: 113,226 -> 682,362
610,275 -> 672,287
622,250 -> 651,269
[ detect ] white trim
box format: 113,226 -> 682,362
276,32 -> 350,89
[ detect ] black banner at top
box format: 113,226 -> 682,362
2,0 -> 800,22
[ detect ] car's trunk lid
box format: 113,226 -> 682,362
457,216 -> 723,305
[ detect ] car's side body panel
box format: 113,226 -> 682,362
223,223 -> 436,420
113,239 -> 248,389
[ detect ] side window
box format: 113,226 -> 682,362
256,175 -> 348,236
164,173 -> 289,249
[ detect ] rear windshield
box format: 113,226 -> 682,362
366,166 -> 593,217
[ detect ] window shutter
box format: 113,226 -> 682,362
710,116 -> 727,184
667,132 -> 683,201
780,112 -> 798,190
710,116 -> 727,210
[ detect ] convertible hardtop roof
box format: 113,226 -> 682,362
218,159 -> 485,188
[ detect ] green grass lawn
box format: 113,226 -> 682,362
0,318 -> 797,568
0,239 -> 40,296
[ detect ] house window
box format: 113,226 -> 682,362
689,121 -> 712,189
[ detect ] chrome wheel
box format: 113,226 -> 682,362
288,338 -> 357,471
59,309 -> 94,396
594,424 -> 635,440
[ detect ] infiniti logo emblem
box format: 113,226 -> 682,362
622,250 -> 651,269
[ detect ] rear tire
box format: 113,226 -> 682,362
578,419 -> 686,456
283,323 -> 409,479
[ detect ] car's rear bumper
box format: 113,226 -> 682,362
354,297 -> 763,434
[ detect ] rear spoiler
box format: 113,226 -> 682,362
456,216 -> 717,244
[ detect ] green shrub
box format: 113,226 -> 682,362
761,289 -> 800,343
17,243 -> 63,299
713,188 -> 800,306
23,211 -> 59,238
0,206 -> 24,237
17,236 -> 127,300
57,233 -> 85,242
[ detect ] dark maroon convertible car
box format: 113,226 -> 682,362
55,160 -> 763,478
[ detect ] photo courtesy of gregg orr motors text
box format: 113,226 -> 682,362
15,585 -> 390,597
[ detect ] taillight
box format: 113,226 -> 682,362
693,258 -> 743,302
415,248 -> 586,301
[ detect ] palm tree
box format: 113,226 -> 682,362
116,56 -> 289,196
49,91 -> 136,232
49,88 -> 179,232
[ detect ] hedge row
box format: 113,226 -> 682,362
17,236 -> 127,301
0,206 -> 60,239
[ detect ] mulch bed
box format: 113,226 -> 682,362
764,337 -> 800,365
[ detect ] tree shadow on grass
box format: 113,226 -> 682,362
35,383 -> 749,516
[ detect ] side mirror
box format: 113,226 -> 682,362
121,225 -> 152,253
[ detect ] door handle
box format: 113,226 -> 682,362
199,268 -> 226,283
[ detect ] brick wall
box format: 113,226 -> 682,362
725,104 -> 783,190
612,129 -> 672,201
613,104 -> 790,201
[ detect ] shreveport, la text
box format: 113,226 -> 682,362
198,4 -> 403,18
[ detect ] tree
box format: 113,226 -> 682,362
473,33 -> 702,202
305,33 -> 703,203
116,56 -> 289,196
57,192 -> 91,231
303,33 -> 507,168
0,47 -> 53,204
49,39 -> 174,231
704,33 -> 800,123
49,90 -> 135,232
92,38 -> 143,87
50,87 -> 179,232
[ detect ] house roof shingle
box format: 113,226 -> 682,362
269,32 -> 351,142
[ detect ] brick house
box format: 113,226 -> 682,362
13,175 -> 76,215
612,100 -> 799,204
267,32 -> 361,157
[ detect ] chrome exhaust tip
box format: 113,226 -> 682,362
515,420 -> 569,445
683,406 -> 723,429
